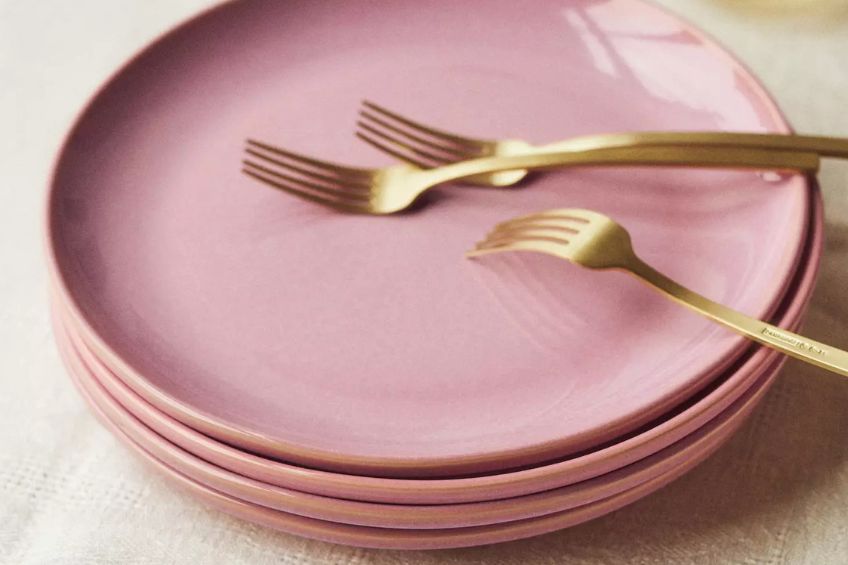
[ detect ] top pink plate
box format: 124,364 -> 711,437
48,0 -> 810,477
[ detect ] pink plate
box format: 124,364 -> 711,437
48,0 -> 810,477
54,312 -> 786,529
50,182 -> 824,506
62,324 -> 781,549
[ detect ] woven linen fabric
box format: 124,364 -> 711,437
2,1 -> 847,563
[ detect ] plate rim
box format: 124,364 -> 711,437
55,311 -> 778,529
61,326 -> 780,550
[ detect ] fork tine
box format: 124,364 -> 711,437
466,240 -> 564,259
244,148 -> 373,191
494,210 -> 593,231
357,111 -> 479,160
356,121 -> 466,167
242,160 -> 371,200
354,131 -> 433,169
362,100 -> 491,150
246,139 -> 375,179
479,230 -> 573,249
241,166 -> 371,214
488,222 -> 581,239
465,243 -> 514,258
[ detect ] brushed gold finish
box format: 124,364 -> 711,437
243,140 -> 818,215
357,100 -> 848,187
467,208 -> 848,379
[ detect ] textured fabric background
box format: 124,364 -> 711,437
2,1 -> 847,563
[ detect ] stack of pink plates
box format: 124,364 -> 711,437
46,0 -> 822,550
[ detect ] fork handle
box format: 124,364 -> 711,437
430,146 -> 820,187
627,257 -> 848,378
539,132 -> 848,159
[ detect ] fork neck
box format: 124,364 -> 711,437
623,255 -> 756,332
422,150 -> 607,185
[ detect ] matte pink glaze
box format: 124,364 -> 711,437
61,324 -> 778,549
55,313 -> 783,529
49,180 -> 822,506
48,0 -> 812,476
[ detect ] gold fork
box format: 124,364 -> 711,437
242,140 -> 818,215
466,208 -> 848,379
356,100 -> 848,187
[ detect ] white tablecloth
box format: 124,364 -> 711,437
2,1 -> 847,563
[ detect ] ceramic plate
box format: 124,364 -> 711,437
55,313 -> 784,529
51,182 -> 823,507
48,0 -> 810,476
63,330 -> 781,549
